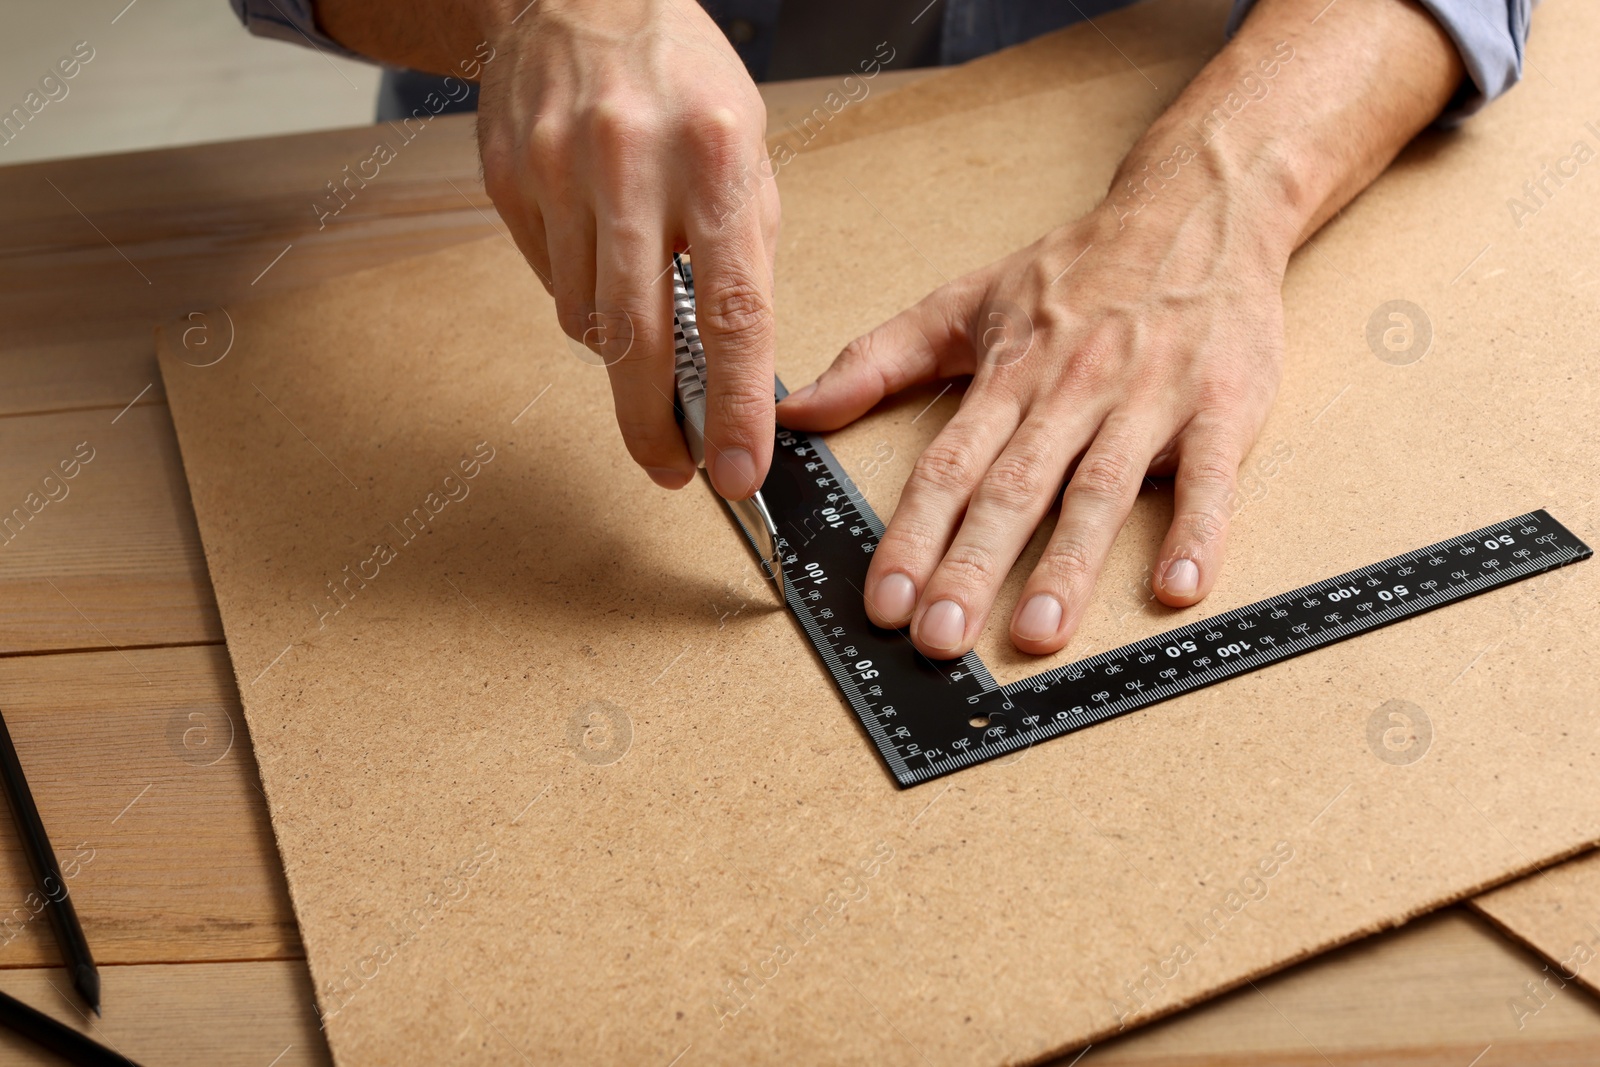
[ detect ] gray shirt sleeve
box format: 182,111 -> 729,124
1227,0 -> 1535,123
228,0 -> 372,64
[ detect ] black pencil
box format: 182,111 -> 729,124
0,989 -> 141,1067
0,707 -> 100,1015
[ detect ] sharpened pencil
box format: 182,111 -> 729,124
0,707 -> 100,1015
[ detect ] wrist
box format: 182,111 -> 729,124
1103,32 -> 1340,268
1102,116 -> 1311,270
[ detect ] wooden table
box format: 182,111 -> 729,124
0,74 -> 1597,1067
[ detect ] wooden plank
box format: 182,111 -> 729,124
1471,851 -> 1600,999
0,210 -> 503,356
0,404 -> 221,652
0,960 -> 329,1067
0,111 -> 498,369
1079,909 -> 1600,1066
0,115 -> 489,255
1,335 -> 168,419
0,645 -> 298,966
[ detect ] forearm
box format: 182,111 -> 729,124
314,0 -> 512,74
1108,0 -> 1464,259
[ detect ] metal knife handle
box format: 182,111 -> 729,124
670,255 -> 708,467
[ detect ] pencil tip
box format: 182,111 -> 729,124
75,963 -> 100,1016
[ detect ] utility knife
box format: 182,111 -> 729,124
670,254 -> 786,601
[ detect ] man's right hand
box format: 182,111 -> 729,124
478,0 -> 781,499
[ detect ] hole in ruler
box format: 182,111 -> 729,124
969,714 -> 991,728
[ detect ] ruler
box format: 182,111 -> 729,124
727,383 -> 1591,788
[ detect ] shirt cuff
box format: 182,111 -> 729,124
228,0 -> 373,65
1225,0 -> 1534,124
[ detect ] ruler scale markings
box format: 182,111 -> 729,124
717,383 -> 1592,788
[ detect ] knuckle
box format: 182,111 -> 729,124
910,439 -> 981,496
592,307 -> 651,363
595,214 -> 653,255
708,380 -> 769,427
834,332 -> 892,386
1185,453 -> 1240,491
527,119 -> 569,167
876,516 -> 944,566
1178,456 -> 1238,549
554,299 -> 593,342
1192,375 -> 1249,412
1039,537 -> 1095,590
936,544 -> 999,590
836,333 -> 878,372
699,279 -> 773,345
689,106 -> 750,162
1061,330 -> 1118,389
1182,503 -> 1229,554
977,452 -> 1049,512
1069,445 -> 1139,502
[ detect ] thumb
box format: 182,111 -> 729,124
777,278 -> 985,432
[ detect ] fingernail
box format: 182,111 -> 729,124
919,600 -> 966,653
646,466 -> 690,489
710,446 -> 757,499
1163,558 -> 1199,597
1014,594 -> 1062,643
871,572 -> 916,624
783,382 -> 817,404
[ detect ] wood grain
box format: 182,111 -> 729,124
0,646 -> 298,967
1471,851 -> 1600,999
0,960 -> 329,1067
0,406 -> 221,653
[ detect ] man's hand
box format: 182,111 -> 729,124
777,0 -> 1464,659
778,188 -> 1287,658
318,0 -> 781,498
477,0 -> 779,499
